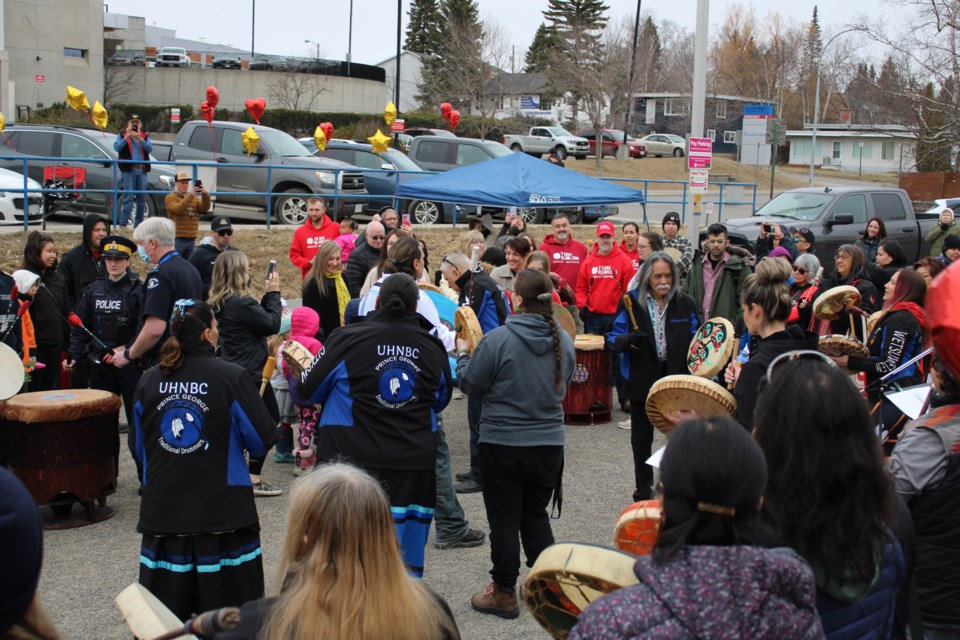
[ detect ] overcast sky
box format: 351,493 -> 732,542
106,0 -> 882,66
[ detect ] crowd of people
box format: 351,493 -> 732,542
1,201 -> 959,640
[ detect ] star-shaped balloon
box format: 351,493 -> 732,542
66,86 -> 90,112
92,101 -> 108,131
313,125 -> 328,152
368,129 -> 392,154
0,111 -> 5,134
384,101 -> 397,127
242,126 -> 260,155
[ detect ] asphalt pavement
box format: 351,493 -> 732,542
37,395 -> 664,639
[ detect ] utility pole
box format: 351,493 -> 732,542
394,0 -> 402,143
687,0 -> 709,249
347,0 -> 354,76
770,121 -> 778,200
250,0 -> 255,58
625,0 -> 642,133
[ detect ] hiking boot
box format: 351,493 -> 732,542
455,479 -> 482,494
274,451 -> 295,464
471,582 -> 519,619
252,480 -> 282,497
434,528 -> 486,550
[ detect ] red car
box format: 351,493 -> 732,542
575,129 -> 647,158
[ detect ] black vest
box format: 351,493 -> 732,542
117,135 -> 150,172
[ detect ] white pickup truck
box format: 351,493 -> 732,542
156,47 -> 189,67
502,126 -> 590,160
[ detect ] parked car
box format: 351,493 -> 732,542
924,197 -> 960,214
0,124 -> 175,220
108,51 -> 145,66
249,54 -> 289,71
403,128 -> 456,138
502,127 -> 590,160
211,54 -> 242,70
0,167 -> 42,224
171,120 -> 367,225
639,133 -> 686,157
724,187 -> 939,273
155,47 -> 189,67
576,129 -> 647,158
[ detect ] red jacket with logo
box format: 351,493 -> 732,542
575,243 -> 636,315
539,234 -> 589,289
289,215 -> 340,279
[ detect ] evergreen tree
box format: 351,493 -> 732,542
639,16 -> 663,88
916,82 -> 953,171
416,0 -> 483,109
404,0 -> 444,56
525,22 -> 559,73
543,0 -> 610,52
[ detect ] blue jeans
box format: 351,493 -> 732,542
120,170 -> 148,225
434,413 -> 469,544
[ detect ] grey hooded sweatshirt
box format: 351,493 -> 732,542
457,313 -> 575,447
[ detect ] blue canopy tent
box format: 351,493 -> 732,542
394,152 -> 644,224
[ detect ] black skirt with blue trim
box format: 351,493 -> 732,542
139,526 -> 264,621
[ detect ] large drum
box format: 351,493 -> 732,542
614,499 -> 662,557
646,375 -> 737,435
563,335 -> 612,425
523,542 -> 640,639
0,389 -> 121,528
686,317 -> 735,378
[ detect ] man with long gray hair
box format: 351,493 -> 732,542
607,252 -> 701,502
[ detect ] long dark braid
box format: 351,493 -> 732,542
515,269 -> 564,392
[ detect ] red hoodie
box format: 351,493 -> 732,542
539,234 -> 589,289
620,240 -> 640,272
575,242 -> 636,314
289,214 -> 340,279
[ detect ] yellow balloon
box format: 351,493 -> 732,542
66,86 -> 90,112
384,101 -> 397,127
242,126 -> 260,155
0,111 -> 5,134
313,125 -> 328,152
92,101 -> 108,131
368,129 -> 392,154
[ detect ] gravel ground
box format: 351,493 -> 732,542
36,395 -> 665,639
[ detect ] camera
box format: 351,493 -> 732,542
131,123 -> 139,132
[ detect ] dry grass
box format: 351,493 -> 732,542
567,156 -> 807,191
0,225 -> 607,301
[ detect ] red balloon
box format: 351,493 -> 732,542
449,109 -> 460,130
245,97 -> 266,124
206,86 -> 219,110
440,102 -> 452,120
320,121 -> 335,141
928,261 -> 960,378
200,101 -> 214,124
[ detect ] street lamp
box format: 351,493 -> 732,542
305,39 -> 320,65
808,27 -> 860,186
347,0 -> 353,76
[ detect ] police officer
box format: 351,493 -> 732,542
67,235 -> 144,430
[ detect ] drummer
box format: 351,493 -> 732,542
66,235 -> 144,432
724,258 -> 817,430
788,253 -> 823,336
832,269 -> 927,452
606,252 -> 700,502
821,244 -> 879,340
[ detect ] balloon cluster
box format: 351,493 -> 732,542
200,86 -> 219,124
314,121 -> 334,151
440,102 -> 460,130
66,86 -> 109,132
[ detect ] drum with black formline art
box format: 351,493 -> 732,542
645,375 -> 737,435
686,317 -> 735,378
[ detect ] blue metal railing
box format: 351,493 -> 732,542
1,154 -> 759,230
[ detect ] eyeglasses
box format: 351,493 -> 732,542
792,266 -> 806,275
369,235 -> 385,241
441,257 -> 457,269
217,229 -> 233,236
636,244 -> 651,250
834,253 -> 851,261
792,237 -> 805,244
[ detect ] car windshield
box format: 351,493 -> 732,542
752,192 -> 834,221
484,142 -> 513,158
258,129 -> 312,157
383,148 -> 422,171
545,127 -> 572,136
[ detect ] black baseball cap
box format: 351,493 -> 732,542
791,227 -> 816,244
211,216 -> 233,233
128,113 -> 141,121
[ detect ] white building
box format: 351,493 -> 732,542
377,50 -> 424,113
786,125 -> 916,173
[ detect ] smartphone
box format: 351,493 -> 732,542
402,212 -> 411,226
266,260 -> 276,280
762,223 -> 774,233
194,180 -> 203,189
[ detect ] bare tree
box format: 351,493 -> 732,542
266,71 -> 327,111
102,65 -> 140,106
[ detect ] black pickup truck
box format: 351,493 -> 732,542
723,187 -> 941,272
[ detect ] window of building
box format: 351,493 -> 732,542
706,129 -> 716,141
882,140 -> 896,160
853,142 -> 873,159
63,47 -> 87,59
715,101 -> 727,119
793,139 -> 811,157
832,141 -> 842,160
665,99 -> 688,116
724,130 -> 737,144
